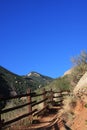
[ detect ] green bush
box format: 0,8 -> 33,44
45,75 -> 71,91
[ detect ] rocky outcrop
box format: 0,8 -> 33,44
64,68 -> 74,76
73,72 -> 87,99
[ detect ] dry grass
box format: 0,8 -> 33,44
59,94 -> 77,127
1,96 -> 45,130
1,99 -> 33,130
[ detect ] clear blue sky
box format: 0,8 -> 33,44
0,0 -> 87,78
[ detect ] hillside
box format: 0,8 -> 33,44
24,71 -> 53,87
45,75 -> 72,92
0,66 -> 53,97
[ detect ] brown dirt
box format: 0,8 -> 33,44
60,100 -> 87,130
70,101 -> 87,130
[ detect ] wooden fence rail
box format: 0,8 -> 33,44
0,88 -> 70,130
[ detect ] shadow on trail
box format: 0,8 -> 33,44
63,120 -> 72,130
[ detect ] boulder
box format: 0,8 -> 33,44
73,72 -> 87,98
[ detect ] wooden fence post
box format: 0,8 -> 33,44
43,88 -> 46,107
60,91 -> 63,107
50,89 -> 54,104
27,88 -> 32,123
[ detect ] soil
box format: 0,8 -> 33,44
71,101 -> 87,130
60,100 -> 87,130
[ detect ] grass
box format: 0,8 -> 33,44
84,104 -> 87,108
1,89 -> 45,130
85,120 -> 87,125
1,99 -> 32,130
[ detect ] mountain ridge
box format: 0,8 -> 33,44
0,66 -> 53,97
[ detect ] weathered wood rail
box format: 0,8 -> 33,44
0,88 -> 70,130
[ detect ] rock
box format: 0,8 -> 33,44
73,72 -> 87,98
64,68 -> 74,76
10,91 -> 17,96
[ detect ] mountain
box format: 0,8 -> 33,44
0,66 -> 53,97
24,71 -> 53,87
44,66 -> 86,92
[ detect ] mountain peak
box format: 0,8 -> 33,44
27,71 -> 41,77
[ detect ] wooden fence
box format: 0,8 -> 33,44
0,88 -> 70,130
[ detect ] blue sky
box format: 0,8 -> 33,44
0,0 -> 87,78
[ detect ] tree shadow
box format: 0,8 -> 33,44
63,120 -> 72,130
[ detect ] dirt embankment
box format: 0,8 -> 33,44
59,99 -> 87,130
70,100 -> 87,130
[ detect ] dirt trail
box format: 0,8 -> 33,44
71,105 -> 87,130
59,100 -> 87,130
